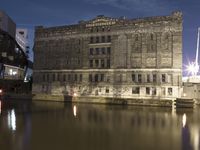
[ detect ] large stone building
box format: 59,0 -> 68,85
33,11 -> 182,102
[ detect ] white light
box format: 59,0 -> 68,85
186,61 -> 199,76
0,89 -> 2,94
8,109 -> 16,131
9,69 -> 13,75
73,93 -> 77,97
183,93 -> 187,97
73,105 -> 77,117
12,71 -> 17,75
182,113 -> 187,128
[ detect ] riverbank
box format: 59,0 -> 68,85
32,94 -> 173,107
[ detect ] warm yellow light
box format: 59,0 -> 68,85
182,113 -> 187,127
73,93 -> 77,97
183,93 -> 187,97
73,105 -> 77,117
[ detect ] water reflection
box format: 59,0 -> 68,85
7,109 -> 16,131
1,101 -> 200,150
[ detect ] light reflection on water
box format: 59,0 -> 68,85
0,100 -> 200,150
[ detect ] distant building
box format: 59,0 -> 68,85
0,10 -> 16,38
33,11 -> 182,101
16,28 -> 28,53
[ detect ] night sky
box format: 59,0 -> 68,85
1,0 -> 200,75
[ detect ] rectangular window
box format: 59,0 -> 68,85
132,74 -> 136,82
162,74 -> 166,83
102,48 -> 105,54
146,87 -> 150,95
147,74 -> 151,83
74,74 -> 77,82
100,74 -> 104,82
107,59 -> 110,68
107,35 -> 111,42
96,37 -> 99,43
89,74 -> 92,82
106,87 -> 109,93
138,74 -> 142,83
47,74 -> 49,82
57,74 -> 60,81
68,74 -> 71,81
153,74 -> 157,83
43,74 -> 45,82
102,36 -> 105,43
95,59 -> 99,67
90,48 -> 93,55
79,74 -> 82,82
52,74 -> 55,82
89,60 -> 93,68
101,59 -> 105,68
107,47 -> 111,55
161,87 -> 165,96
132,87 -> 140,94
63,74 -> 66,82
90,37 -> 93,43
168,88 -> 172,96
94,74 -> 98,82
95,48 -> 99,55
152,87 -> 157,95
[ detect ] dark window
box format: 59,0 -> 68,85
135,34 -> 139,41
89,60 -> 93,68
100,74 -> 104,82
68,74 -> 71,81
52,74 -> 55,81
47,74 -> 49,82
90,48 -> 93,55
147,74 -> 150,82
107,47 -> 111,55
162,74 -> 166,83
57,74 -> 60,81
89,74 -> 92,82
63,74 -> 66,81
95,48 -> 99,55
150,34 -> 154,40
132,74 -> 136,82
95,60 -> 99,67
101,59 -> 105,68
168,88 -> 172,96
138,74 -> 142,83
78,59 -> 80,65
102,28 -> 105,32
146,87 -> 150,95
152,87 -> 157,95
102,36 -> 105,43
132,87 -> 140,94
96,37 -> 99,43
79,74 -> 82,82
153,74 -> 157,83
95,74 -> 98,82
106,87 -> 109,93
43,74 -> 45,81
107,35 -> 111,42
107,59 -> 110,68
90,37 -> 93,43
74,74 -> 77,82
102,48 -> 105,54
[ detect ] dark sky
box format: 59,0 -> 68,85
1,0 -> 200,74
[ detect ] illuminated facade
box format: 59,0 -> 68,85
33,11 -> 182,101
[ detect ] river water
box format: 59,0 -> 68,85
0,100 -> 200,150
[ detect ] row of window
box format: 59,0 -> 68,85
132,87 -> 173,96
132,74 -> 171,83
90,27 -> 111,33
89,59 -> 110,68
43,74 -> 82,82
89,47 -> 111,55
90,36 -> 111,44
42,73 -> 171,83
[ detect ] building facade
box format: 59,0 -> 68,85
0,11 -> 16,39
33,11 -> 182,101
